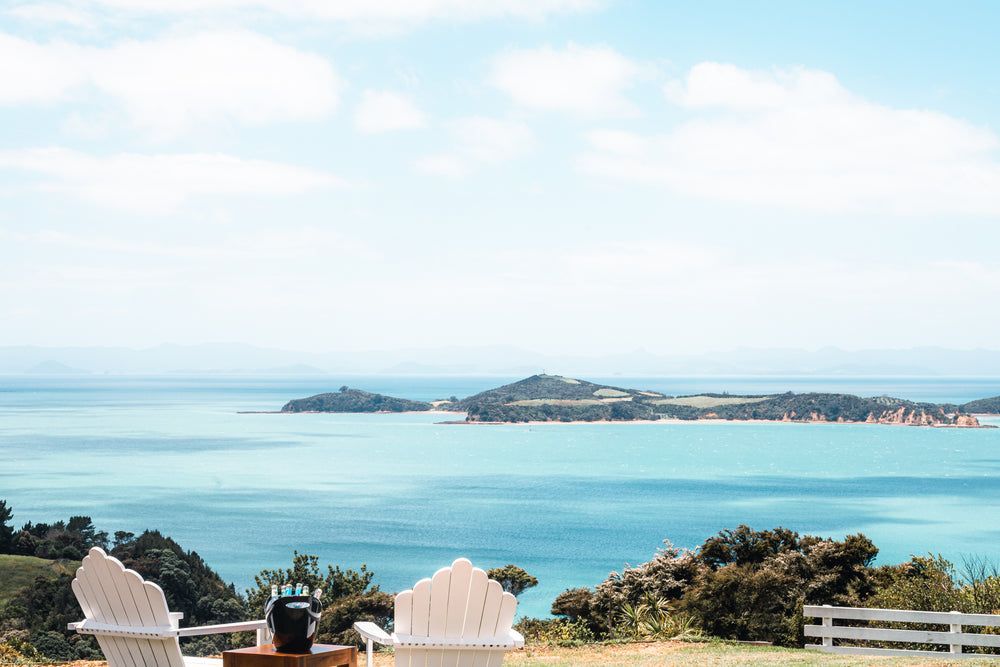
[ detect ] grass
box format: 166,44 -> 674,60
0,554 -> 77,605
652,395 -> 773,408
362,641 -> 999,666
32,642 -> 1000,667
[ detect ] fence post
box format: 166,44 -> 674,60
949,610 -> 962,655
822,604 -> 833,648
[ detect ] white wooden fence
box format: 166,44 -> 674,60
804,605 -> 1000,659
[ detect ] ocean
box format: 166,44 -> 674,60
2,375 -> 998,618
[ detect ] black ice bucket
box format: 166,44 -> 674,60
265,596 -> 322,653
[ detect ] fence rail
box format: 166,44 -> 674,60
804,604 -> 1000,660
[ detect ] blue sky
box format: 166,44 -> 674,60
1,0 -> 998,355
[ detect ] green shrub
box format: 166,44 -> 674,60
514,617 -> 595,645
614,595 -> 703,641
30,630 -> 75,661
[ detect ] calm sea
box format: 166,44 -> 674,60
2,375 -> 999,617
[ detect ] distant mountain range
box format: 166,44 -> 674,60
2,343 -> 1000,376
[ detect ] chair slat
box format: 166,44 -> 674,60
408,578 -> 433,667
458,568 -> 489,667
462,569 -> 488,638
395,590 -> 414,636
427,567 -> 451,667
478,581 -> 503,638
442,559 -> 473,667
74,571 -> 125,667
495,594 -> 516,636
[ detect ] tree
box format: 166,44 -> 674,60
113,531 -> 136,549
551,588 -> 595,621
66,516 -> 108,551
0,499 -> 14,553
486,565 -> 538,597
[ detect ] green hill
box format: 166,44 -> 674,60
962,395 -> 1000,414
281,387 -> 432,413
454,374 -> 669,422
455,375 -> 982,426
0,554 -> 77,605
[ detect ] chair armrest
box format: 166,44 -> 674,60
176,620 -> 267,637
508,629 -> 525,648
353,621 -> 392,646
67,620 -> 175,639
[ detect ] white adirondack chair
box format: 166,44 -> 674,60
353,558 -> 524,667
67,547 -> 268,667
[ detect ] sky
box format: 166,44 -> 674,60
1,0 -> 998,356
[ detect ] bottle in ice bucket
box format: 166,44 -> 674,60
265,581 -> 323,653
271,584 -> 278,599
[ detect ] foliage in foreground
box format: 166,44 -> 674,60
5,499 -> 1000,661
543,525 -> 1000,650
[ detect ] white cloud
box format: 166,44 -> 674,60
579,62 -> 1000,216
6,3 -> 95,27
13,0 -> 598,26
453,116 -> 534,162
0,33 -> 86,105
0,30 -> 340,137
4,227 -> 375,262
415,116 -> 534,176
414,154 -> 468,178
491,43 -> 640,116
0,148 -> 345,213
354,90 -> 425,134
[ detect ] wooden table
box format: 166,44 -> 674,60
223,644 -> 357,667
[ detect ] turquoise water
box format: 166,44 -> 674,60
2,375 -> 999,618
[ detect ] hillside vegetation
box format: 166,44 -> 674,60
962,395 -> 1000,414
281,387 -> 431,413
0,555 -> 76,606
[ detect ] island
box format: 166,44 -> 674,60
281,386 -> 431,413
278,375 -> 997,427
